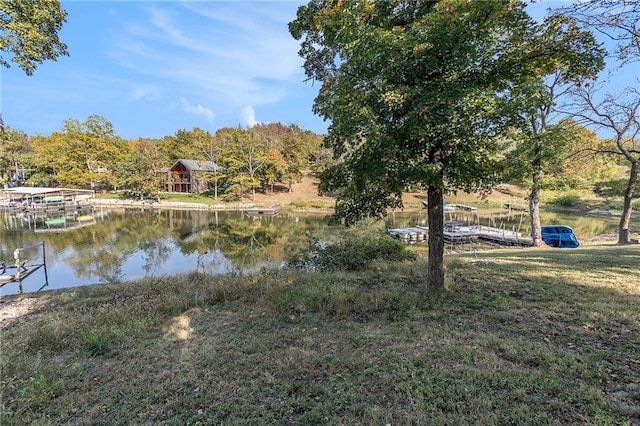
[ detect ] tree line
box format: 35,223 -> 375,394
0,118 -> 328,201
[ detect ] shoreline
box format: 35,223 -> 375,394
90,198 -> 336,214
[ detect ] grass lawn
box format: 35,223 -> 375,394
1,244 -> 639,425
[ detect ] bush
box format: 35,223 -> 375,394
290,233 -> 417,272
546,191 -> 582,208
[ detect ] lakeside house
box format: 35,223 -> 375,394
163,159 -> 225,194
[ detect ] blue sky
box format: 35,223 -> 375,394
1,1 -> 637,141
2,1 -> 326,139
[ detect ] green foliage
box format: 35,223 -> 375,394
30,115 -> 130,189
81,329 -> 116,357
0,127 -> 31,186
291,0 -> 603,223
0,0 -> 69,75
290,0 -> 605,289
290,233 -> 417,272
115,138 -> 167,195
546,191 -> 583,208
595,178 -> 640,198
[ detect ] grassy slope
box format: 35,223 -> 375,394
1,244 -> 639,425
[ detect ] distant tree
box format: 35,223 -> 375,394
115,138 -> 167,196
281,126 -> 309,192
223,128 -> 267,201
31,115 -> 129,189
290,0 -> 602,290
0,126 -> 31,187
544,120 -> 617,190
0,0 -> 69,75
197,128 -> 229,201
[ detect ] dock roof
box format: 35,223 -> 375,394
2,187 -> 95,197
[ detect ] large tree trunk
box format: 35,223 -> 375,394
618,160 -> 638,245
427,185 -> 445,291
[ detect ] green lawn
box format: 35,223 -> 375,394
1,244 -> 639,425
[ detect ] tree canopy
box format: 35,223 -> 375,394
0,0 -> 68,75
290,0 -> 606,290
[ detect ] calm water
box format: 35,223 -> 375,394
0,207 -> 622,295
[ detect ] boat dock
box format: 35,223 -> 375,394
447,203 -> 478,212
246,206 -> 278,216
1,187 -> 94,214
0,242 -> 49,294
388,223 -> 533,247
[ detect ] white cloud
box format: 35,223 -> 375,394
111,2 -> 304,111
241,105 -> 259,127
180,97 -> 214,123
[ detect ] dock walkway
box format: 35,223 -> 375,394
388,223 -> 532,247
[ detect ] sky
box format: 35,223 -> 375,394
2,0 -> 327,140
1,1 -> 637,141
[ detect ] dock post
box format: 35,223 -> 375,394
42,242 -> 49,288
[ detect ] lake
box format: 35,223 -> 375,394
0,206 -> 622,296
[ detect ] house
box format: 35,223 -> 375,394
164,159 -> 224,194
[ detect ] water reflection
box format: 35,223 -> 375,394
0,207 -> 623,295
0,208 -> 336,295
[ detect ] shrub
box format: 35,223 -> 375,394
546,191 -> 582,208
290,233 -> 417,272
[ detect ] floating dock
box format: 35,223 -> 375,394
246,207 -> 278,216
447,203 -> 478,212
388,223 -> 533,247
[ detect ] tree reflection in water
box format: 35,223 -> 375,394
0,207 -> 620,295
0,208 -> 337,294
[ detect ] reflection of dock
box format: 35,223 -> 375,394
502,196 -> 527,212
388,223 -> 532,247
421,201 -> 476,213
2,209 -> 100,233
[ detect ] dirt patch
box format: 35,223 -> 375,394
253,174 -> 525,210
251,174 -> 329,207
0,295 -> 48,329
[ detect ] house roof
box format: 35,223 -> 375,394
170,159 -> 224,172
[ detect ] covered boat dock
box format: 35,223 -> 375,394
1,187 -> 95,213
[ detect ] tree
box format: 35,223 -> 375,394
556,0 -> 639,65
504,15 -> 604,246
31,115 -> 129,189
0,0 -> 69,75
555,0 -> 639,244
197,128 -> 229,201
0,126 -> 31,187
224,129 -> 268,201
569,85 -> 639,244
290,0 -> 596,290
115,138 -> 167,196
281,126 -> 310,192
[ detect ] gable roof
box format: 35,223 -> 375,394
170,159 -> 224,172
